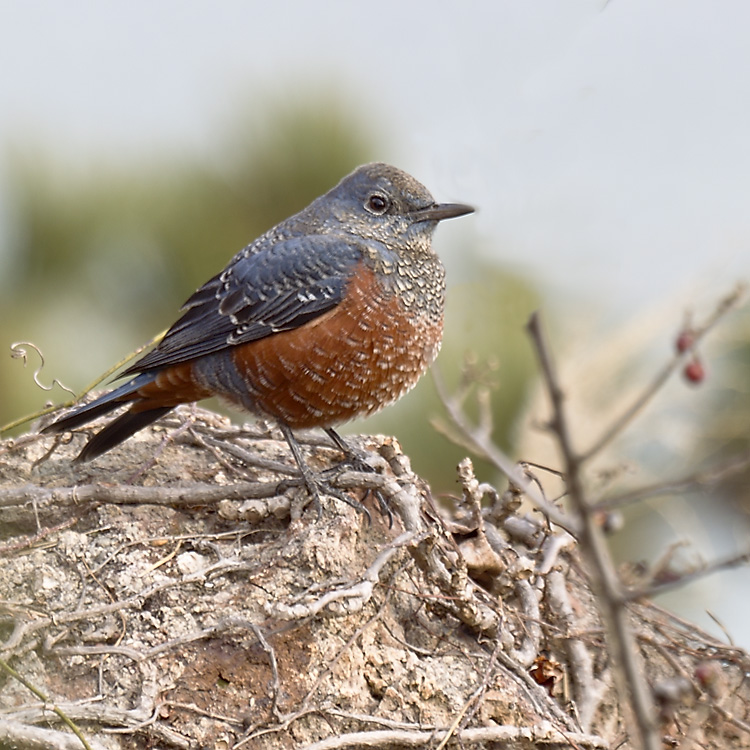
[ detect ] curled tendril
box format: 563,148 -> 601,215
10,342 -> 76,398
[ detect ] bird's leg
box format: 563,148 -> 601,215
324,428 -> 393,526
325,427 -> 383,470
277,423 -> 371,521
324,427 -> 357,458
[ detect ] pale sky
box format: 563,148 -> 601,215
2,0 -> 749,309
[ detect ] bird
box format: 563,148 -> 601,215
43,162 -> 473,506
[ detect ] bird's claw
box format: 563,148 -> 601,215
322,452 -> 393,528
277,471 -> 373,524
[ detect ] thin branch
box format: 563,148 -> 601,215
0,656 -> 95,750
595,450 -> 750,510
546,569 -> 607,731
2,702 -> 191,748
434,641 -> 502,750
268,531 -> 416,620
2,332 -> 167,435
300,724 -> 610,750
432,367 -> 579,535
0,718 -> 107,750
9,341 -> 76,396
580,283 -> 746,463
0,466 -> 417,513
0,480 -> 282,510
624,548 -> 750,602
527,310 -> 661,750
508,579 -> 543,667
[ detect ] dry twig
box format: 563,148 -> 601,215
527,310 -> 660,750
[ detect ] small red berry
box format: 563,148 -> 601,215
683,357 -> 705,385
675,329 -> 695,353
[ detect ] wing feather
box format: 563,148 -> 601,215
121,235 -> 365,375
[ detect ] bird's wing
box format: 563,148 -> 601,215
122,234 -> 365,375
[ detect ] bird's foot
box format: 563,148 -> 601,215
277,423 -> 373,521
279,469 -> 373,523
323,429 -> 393,527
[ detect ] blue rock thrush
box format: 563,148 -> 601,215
43,163 -> 474,505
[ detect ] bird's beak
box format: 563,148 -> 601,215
412,202 -> 475,222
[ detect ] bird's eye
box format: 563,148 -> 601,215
365,193 -> 390,215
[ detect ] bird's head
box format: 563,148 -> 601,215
312,162 -> 473,250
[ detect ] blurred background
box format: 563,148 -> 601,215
1,0 -> 749,646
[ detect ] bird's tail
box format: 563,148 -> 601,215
42,373 -> 173,462
43,374 -> 154,433
75,407 -> 173,462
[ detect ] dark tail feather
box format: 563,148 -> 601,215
42,373 -> 171,461
75,407 -> 173,462
43,374 -> 155,434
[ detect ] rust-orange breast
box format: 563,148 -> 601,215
227,263 -> 443,428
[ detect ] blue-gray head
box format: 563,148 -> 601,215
304,162 -> 473,248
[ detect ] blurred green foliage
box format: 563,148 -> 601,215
2,96 -> 375,412
1,96 -> 540,492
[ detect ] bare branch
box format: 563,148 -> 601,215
300,723 -> 610,750
546,570 -> 607,731
0,718 -> 108,750
527,310 -> 661,750
580,283 -> 746,463
432,366 -> 579,534
0,655 -> 96,750
625,548 -> 750,602
268,531 -> 417,620
595,449 -> 750,511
